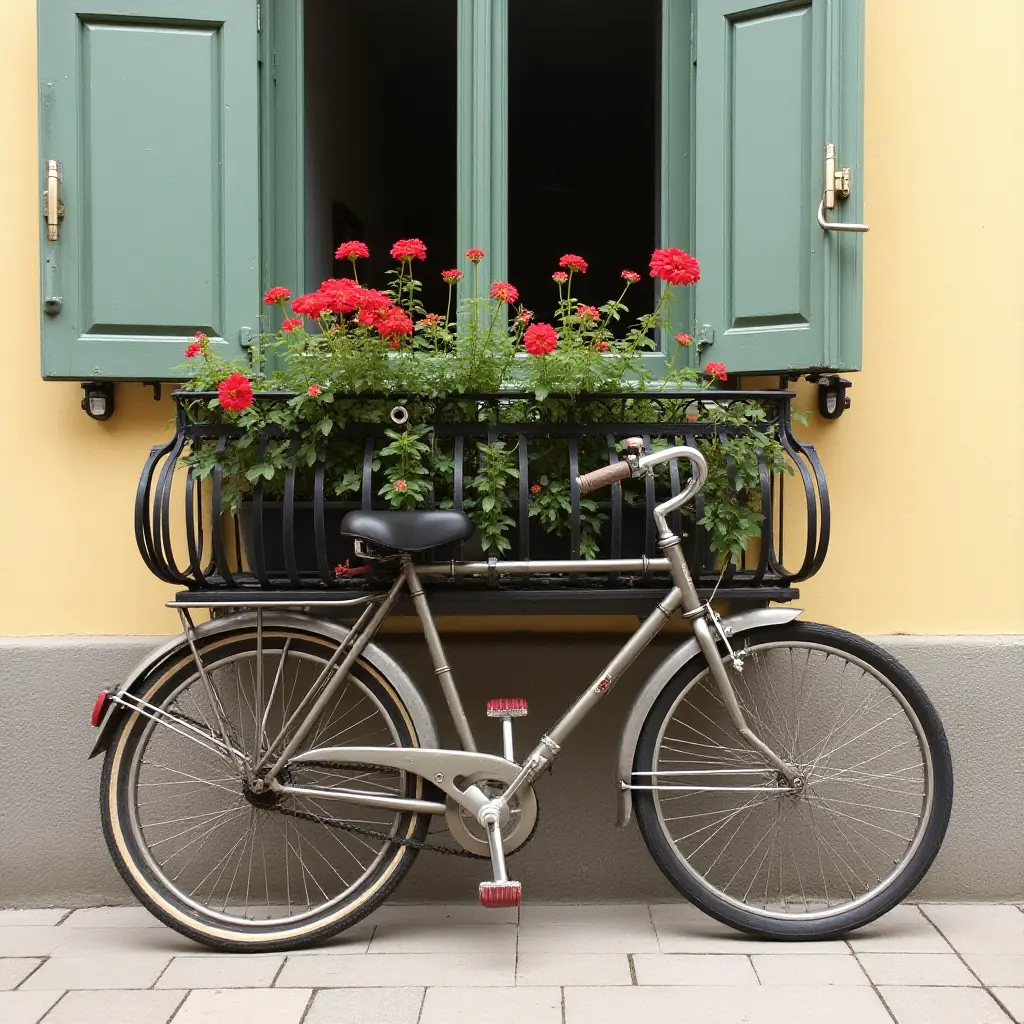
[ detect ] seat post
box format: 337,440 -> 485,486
402,558 -> 477,752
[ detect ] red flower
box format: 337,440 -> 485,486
524,322 -> 558,356
490,280 -> 519,304
704,361 -> 728,381
596,340 -> 610,352
335,240 -> 369,261
394,479 -> 408,492
319,277 -> 368,315
391,238 -> 427,261
577,304 -> 600,321
530,483 -> 542,495
184,342 -> 201,358
441,268 -> 463,283
194,331 -> 207,341
387,338 -> 402,350
552,271 -> 569,284
649,247 -> 700,286
292,291 -> 333,318
419,313 -> 444,327
263,286 -> 291,305
559,253 -> 588,274
358,305 -> 391,330
465,248 -> 485,263
620,269 -> 641,283
380,309 -> 414,338
675,332 -> 692,347
516,309 -> 534,324
357,288 -> 393,312
307,383 -> 322,397
218,373 -> 254,413
282,317 -> 303,332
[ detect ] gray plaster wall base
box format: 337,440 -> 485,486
1,633 -> 1021,907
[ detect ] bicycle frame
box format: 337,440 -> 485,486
222,445 -> 802,824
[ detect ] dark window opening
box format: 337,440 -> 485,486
304,0 -> 457,312
509,0 -> 661,321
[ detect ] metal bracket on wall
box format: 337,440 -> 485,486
696,325 -> 714,351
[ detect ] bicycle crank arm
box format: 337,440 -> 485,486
288,746 -> 522,818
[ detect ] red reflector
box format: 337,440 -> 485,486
90,690 -> 110,727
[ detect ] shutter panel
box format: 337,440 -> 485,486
38,0 -> 260,381
692,0 -> 864,375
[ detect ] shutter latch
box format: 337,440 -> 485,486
43,159 -> 65,242
817,144 -> 870,233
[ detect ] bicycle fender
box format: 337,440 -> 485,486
88,612 -> 439,759
614,607 -> 802,827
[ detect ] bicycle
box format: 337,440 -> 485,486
90,440 -> 953,952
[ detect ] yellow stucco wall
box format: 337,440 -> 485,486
1,0 -> 1021,637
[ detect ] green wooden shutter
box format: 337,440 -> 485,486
690,0 -> 865,375
38,0 -> 261,381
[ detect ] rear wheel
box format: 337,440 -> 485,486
633,622 -> 952,939
101,623 -> 429,952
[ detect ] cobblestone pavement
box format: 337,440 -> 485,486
0,903 -> 1021,1023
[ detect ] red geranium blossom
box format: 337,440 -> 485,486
530,483 -> 542,495
391,238 -> 427,261
335,240 -> 369,261
218,372 -> 254,413
292,291 -> 333,318
380,309 -> 414,338
552,271 -> 569,284
465,248 -> 485,262
577,304 -> 600,321
319,277 -> 367,315
387,338 -> 402,350
649,247 -> 700,286
282,317 -> 303,332
490,280 -> 519,304
620,269 -> 641,283
559,253 -> 588,274
596,340 -> 610,351
394,479 -> 408,492
194,331 -> 207,341
358,304 -> 391,330
704,361 -> 728,381
441,268 -> 463,283
263,286 -> 291,305
307,383 -> 322,397
675,333 -> 692,347
524,322 -> 558,356
184,342 -> 201,358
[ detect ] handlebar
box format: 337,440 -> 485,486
575,444 -> 709,539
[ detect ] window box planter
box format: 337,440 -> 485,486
137,389 -> 829,614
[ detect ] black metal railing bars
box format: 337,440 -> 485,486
136,390 -> 829,613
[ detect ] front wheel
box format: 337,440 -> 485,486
633,622 -> 953,939
101,623 -> 430,952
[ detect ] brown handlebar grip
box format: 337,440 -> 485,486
576,460 -> 632,496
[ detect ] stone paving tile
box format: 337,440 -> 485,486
420,985 -> 561,1024
964,954 -> 1024,987
752,953 -> 869,985
41,989 -> 187,1024
276,952 -> 516,988
0,911 -> 68,927
60,908 -> 161,929
846,905 -> 953,953
303,987 -> 424,1024
21,954 -> 172,991
0,990 -> 62,1024
172,988 -> 312,1023
0,958 -> 42,990
632,953 -> 758,986
518,905 -> 659,953
0,928 -> 65,958
993,988 -> 1024,1023
515,952 -> 632,987
649,904 -> 848,954
564,984 -> 893,1023
920,905 -> 1024,955
48,926 -> 202,957
857,952 -> 979,987
367,920 -> 518,954
155,954 -> 284,989
879,985 -> 1013,1024
371,904 -> 519,926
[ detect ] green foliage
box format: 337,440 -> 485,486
467,441 -> 519,554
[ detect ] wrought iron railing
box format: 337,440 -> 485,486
136,390 -> 829,613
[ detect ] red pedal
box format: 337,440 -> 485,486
479,881 -> 522,908
486,698 -> 528,718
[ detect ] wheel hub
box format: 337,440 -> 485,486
242,767 -> 291,809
